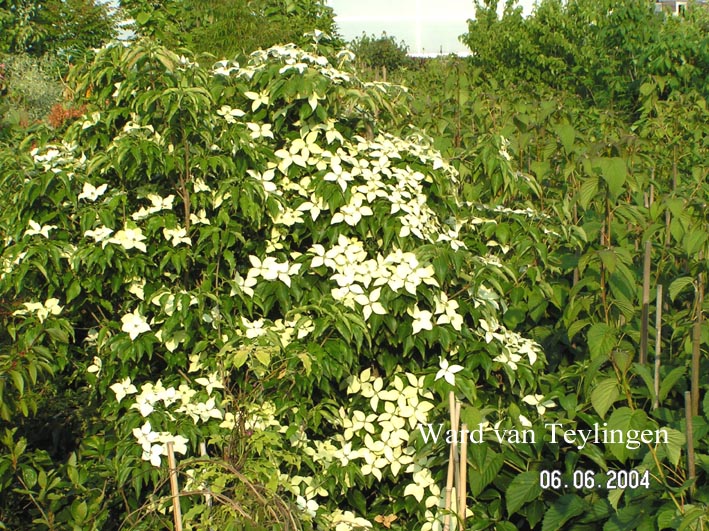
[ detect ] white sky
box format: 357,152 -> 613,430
328,0 -> 536,55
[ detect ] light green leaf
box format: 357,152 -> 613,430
591,378 -> 620,419
578,176 -> 599,210
661,428 -> 685,467
599,157 -> 626,199
506,470 -> 542,515
668,277 -> 694,302
587,323 -> 616,359
659,366 -> 685,402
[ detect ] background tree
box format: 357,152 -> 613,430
349,32 -> 411,73
0,0 -> 115,57
119,0 -> 338,58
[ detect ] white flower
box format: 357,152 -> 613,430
158,433 -> 189,455
519,414 -> 532,427
87,356 -> 102,375
25,220 -> 57,238
78,182 -> 108,202
246,122 -> 274,139
163,226 -> 191,246
331,193 -> 373,226
353,288 -> 386,320
106,226 -> 147,252
15,298 -> 63,323
493,351 -> 522,370
195,372 -> 224,395
407,305 -> 433,334
216,105 -> 245,123
110,377 -> 138,403
143,443 -> 164,467
244,90 -> 269,111
189,208 -> 210,225
247,169 -> 278,193
434,357 -> 463,386
296,496 -> 319,517
121,309 -> 151,340
522,394 -> 556,415
308,91 -> 323,111
84,226 -> 113,243
434,292 -> 464,331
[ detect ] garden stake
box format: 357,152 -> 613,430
166,441 -> 183,531
640,241 -> 651,364
443,392 -> 456,531
454,400 -> 461,494
691,260 -> 703,416
458,424 -> 468,531
684,391 -> 696,499
653,285 -> 663,410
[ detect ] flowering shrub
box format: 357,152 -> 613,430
0,35 -> 577,530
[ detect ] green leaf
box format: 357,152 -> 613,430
586,323 -> 616,359
469,450 -> 503,497
253,348 -> 270,366
661,428 -> 685,467
135,12 -> 151,25
555,123 -> 576,153
496,522 -> 518,531
578,176 -> 599,210
506,470 -> 542,515
599,157 -> 626,199
603,504 -> 644,531
668,277 -> 694,302
22,466 -> 37,488
591,378 -> 620,419
542,494 -> 586,531
659,366 -> 685,402
70,500 -> 88,522
11,371 -> 24,395
683,230 -> 708,256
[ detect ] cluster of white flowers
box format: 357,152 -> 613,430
479,316 -> 543,368
132,420 -> 189,467
110,375 -> 226,466
131,194 -> 175,220
0,249 -> 26,281
234,313 -> 314,349
112,113 -> 165,147
31,141 -> 85,175
341,369 -> 440,505
13,298 -> 63,323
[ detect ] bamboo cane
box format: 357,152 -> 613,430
691,256 -> 703,416
653,285 -> 663,410
458,424 -> 468,531
685,391 -> 696,499
166,441 -> 183,531
443,392 -> 456,531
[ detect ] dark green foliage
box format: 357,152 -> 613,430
0,0 -> 116,57
349,32 -> 411,72
120,0 -> 339,58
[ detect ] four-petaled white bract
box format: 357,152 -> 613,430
25,219 -> 57,238
434,357 -> 464,386
110,377 -> 138,403
522,393 -> 556,415
121,309 -> 151,340
106,226 -> 147,252
78,182 -> 108,202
